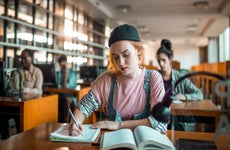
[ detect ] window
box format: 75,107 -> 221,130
218,27 -> 230,61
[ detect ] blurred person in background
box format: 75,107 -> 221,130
0,49 -> 43,140
156,39 -> 203,131
57,54 -> 77,123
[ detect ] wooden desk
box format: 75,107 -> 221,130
2,122 -> 230,150
78,81 -> 91,88
1,122 -> 98,150
171,100 -> 221,130
0,94 -> 58,132
43,87 -> 90,102
44,87 -> 78,95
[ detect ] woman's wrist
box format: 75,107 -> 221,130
118,122 -> 122,129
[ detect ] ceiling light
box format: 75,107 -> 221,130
116,5 -> 132,13
138,26 -> 148,32
142,31 -> 151,37
187,24 -> 198,31
193,1 -> 209,9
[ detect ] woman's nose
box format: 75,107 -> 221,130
119,57 -> 125,65
160,61 -> 165,68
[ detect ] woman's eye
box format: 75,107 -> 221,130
114,56 -> 119,60
123,53 -> 129,57
163,58 -> 167,62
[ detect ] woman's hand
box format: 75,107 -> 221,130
174,93 -> 186,100
68,108 -> 86,136
91,120 -> 121,130
68,122 -> 83,136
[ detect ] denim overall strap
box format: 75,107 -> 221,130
133,69 -> 151,119
108,76 -> 123,121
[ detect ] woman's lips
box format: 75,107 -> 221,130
121,67 -> 127,71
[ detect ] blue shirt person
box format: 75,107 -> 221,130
56,55 -> 77,122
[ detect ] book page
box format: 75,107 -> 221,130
50,124 -> 100,142
134,126 -> 175,150
100,129 -> 137,150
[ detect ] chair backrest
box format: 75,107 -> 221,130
177,71 -> 228,109
77,87 -> 91,100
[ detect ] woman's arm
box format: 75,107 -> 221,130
69,90 -> 99,136
73,108 -> 86,124
91,116 -> 168,133
69,108 -> 85,136
91,118 -> 151,131
179,78 -> 204,100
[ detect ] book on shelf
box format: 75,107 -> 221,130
50,124 -> 100,143
100,125 -> 175,150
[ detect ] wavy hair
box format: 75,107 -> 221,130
107,41 -> 145,75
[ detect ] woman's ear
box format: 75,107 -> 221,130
136,48 -> 142,59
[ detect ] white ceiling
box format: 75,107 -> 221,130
73,0 -> 230,47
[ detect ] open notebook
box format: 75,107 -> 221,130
50,124 -> 100,143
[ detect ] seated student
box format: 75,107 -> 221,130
69,24 -> 168,136
57,55 -> 77,90
12,50 -> 43,95
0,49 -> 43,140
56,54 -> 77,123
156,39 -> 204,130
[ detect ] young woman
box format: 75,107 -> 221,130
156,39 -> 204,130
69,24 -> 167,136
157,39 -> 203,101
56,54 -> 77,123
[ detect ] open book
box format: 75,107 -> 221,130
50,124 -> 100,143
100,125 -> 175,150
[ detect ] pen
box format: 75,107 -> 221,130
68,108 -> 83,136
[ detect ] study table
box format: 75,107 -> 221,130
43,87 -> 90,103
0,94 -> 58,132
170,99 -> 221,130
1,122 -> 230,150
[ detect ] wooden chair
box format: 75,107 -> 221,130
177,71 -> 228,132
77,87 -> 104,124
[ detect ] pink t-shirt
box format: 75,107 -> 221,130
91,69 -> 165,120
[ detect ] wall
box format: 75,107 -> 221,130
143,42 -> 200,70
173,44 -> 200,70
143,42 -> 159,68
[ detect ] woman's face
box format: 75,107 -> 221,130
110,40 -> 140,78
157,53 -> 172,72
59,61 -> 67,69
21,51 -> 32,70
